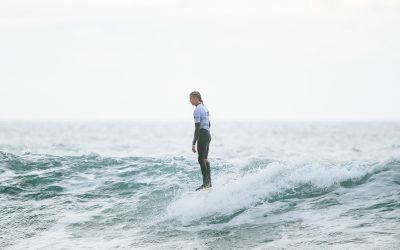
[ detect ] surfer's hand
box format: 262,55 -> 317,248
192,145 -> 197,153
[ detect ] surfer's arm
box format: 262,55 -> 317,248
192,122 -> 200,145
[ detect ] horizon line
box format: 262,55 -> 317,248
1,118 -> 400,123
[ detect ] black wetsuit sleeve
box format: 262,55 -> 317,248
192,123 -> 200,145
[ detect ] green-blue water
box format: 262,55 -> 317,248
0,122 -> 399,249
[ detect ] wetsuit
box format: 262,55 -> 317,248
192,103 -> 212,190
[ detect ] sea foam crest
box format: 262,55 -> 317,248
166,158 -> 391,223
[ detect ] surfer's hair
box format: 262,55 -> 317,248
190,91 -> 203,104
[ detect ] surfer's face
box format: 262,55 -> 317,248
189,95 -> 198,106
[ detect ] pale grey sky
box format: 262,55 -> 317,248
1,0 -> 399,121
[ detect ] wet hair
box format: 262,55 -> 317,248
190,91 -> 203,104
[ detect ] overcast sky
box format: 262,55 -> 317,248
1,0 -> 399,121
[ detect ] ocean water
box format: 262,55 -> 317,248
0,121 -> 399,249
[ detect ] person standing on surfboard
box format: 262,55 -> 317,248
189,91 -> 212,191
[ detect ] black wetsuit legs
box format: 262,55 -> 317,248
196,129 -> 212,190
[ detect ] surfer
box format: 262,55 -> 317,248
189,91 -> 212,191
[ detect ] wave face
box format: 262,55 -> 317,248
0,122 -> 400,249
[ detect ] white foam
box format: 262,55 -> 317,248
166,158 -> 388,224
